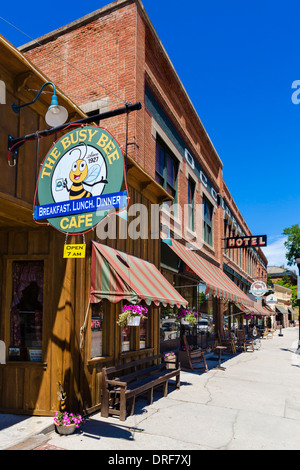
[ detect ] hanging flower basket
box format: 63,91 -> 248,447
177,308 -> 197,326
127,316 -> 141,326
117,304 -> 148,327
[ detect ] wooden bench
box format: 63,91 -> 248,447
101,354 -> 180,421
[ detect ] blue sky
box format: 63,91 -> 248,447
1,0 -> 299,267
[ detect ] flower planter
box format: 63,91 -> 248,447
165,356 -> 176,369
55,424 -> 77,435
127,316 -> 141,326
181,318 -> 190,325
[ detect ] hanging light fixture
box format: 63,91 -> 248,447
12,81 -> 68,127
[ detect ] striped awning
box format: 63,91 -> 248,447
166,238 -> 265,313
275,305 -> 289,315
253,303 -> 272,316
90,241 -> 188,308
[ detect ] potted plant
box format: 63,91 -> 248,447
117,304 -> 148,327
177,308 -> 197,326
164,351 -> 176,369
54,411 -> 84,435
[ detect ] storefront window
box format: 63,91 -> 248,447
139,317 -> 147,349
91,302 -> 104,359
120,316 -> 148,352
122,325 -> 131,352
160,315 -> 180,343
9,261 -> 43,362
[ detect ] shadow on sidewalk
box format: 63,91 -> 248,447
78,417 -> 135,442
0,414 -> 29,432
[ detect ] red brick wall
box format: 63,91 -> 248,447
22,0 -> 267,280
23,2 -> 138,155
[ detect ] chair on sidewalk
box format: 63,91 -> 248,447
261,328 -> 274,339
182,335 -> 208,372
236,329 -> 254,352
216,329 -> 237,355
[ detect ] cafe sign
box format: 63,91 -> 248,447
249,281 -> 269,298
34,126 -> 127,234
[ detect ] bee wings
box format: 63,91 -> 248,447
84,164 -> 101,183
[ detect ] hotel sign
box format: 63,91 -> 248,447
225,235 -> 267,249
34,126 -> 126,234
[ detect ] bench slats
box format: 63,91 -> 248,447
101,355 -> 180,421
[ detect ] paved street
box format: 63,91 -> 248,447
2,327 -> 300,451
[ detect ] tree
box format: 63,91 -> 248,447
282,224 -> 300,266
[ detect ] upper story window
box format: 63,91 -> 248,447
155,139 -> 178,204
188,178 -> 196,231
203,195 -> 213,247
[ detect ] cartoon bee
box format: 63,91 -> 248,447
57,382 -> 67,411
63,144 -> 108,200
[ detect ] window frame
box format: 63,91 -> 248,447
203,195 -> 214,247
3,256 -> 48,363
155,138 -> 179,205
188,178 -> 196,232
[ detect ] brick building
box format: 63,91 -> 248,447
21,0 -> 269,348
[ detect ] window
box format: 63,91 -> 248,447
91,302 -> 104,358
203,196 -> 213,246
122,325 -> 131,352
155,139 -> 178,207
9,261 -> 43,362
224,218 -> 228,256
188,178 -> 195,231
139,317 -> 147,349
121,317 -> 148,352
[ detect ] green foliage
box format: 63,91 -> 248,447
198,292 -> 207,304
282,224 -> 300,266
185,312 -> 198,325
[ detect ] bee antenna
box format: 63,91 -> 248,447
69,147 -> 82,159
81,143 -> 88,160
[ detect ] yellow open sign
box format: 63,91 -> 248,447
63,244 -> 86,258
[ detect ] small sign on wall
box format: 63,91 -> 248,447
63,244 -> 86,258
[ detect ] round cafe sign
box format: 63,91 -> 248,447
249,281 -> 268,297
34,126 -> 126,234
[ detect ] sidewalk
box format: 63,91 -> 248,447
1,327 -> 300,450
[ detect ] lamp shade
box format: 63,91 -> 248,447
45,105 -> 68,127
